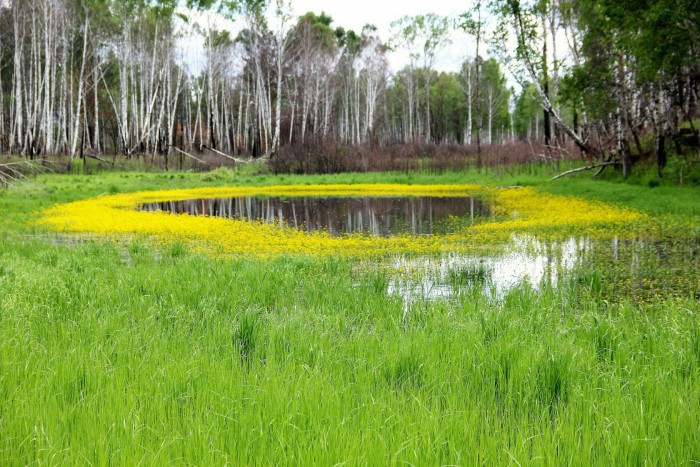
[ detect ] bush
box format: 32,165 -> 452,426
270,140 -> 558,175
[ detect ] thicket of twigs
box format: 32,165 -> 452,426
0,160 -> 57,187
269,140 -> 568,174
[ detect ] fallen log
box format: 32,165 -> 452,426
171,146 -> 209,166
202,146 -> 254,164
84,153 -> 114,165
549,162 -> 618,181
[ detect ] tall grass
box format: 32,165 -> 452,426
0,238 -> 698,464
0,170 -> 698,464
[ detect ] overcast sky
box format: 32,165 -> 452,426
177,0 -> 479,76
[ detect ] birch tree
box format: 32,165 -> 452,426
458,2 -> 487,165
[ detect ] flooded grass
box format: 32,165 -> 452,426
379,235 -> 699,304
0,169 -> 698,464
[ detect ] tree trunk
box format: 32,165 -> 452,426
120,28 -> 130,153
475,49 -> 482,167
69,13 -> 89,170
425,70 -> 431,143
657,134 -> 666,178
487,88 -> 493,145
93,58 -> 100,153
272,37 -> 284,153
12,5 -> 24,154
466,63 -> 472,145
617,55 -> 631,178
542,15 -> 551,148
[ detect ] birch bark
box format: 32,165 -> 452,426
69,12 -> 89,169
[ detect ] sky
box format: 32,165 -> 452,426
176,0 -> 478,76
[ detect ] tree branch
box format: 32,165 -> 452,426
549,162 -> 618,181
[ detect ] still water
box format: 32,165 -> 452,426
139,196 -> 493,237
384,235 -> 589,303
381,235 -> 698,305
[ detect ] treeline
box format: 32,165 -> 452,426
0,0 -> 698,175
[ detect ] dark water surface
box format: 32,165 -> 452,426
138,196 -> 493,237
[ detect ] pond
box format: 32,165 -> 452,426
138,195 -> 493,237
384,235 -> 588,302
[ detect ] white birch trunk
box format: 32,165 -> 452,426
272,44 -> 284,152
487,88 -> 493,145
237,82 -> 244,150
93,59 -> 100,152
120,28 -> 130,151
466,64 -> 472,145
69,13 -> 89,166
12,6 -> 24,153
43,1 -> 53,154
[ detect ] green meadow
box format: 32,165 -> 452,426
1,166 -> 698,464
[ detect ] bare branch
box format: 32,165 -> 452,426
549,162 -> 618,181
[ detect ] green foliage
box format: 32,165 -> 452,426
335,27 -> 361,54
457,0 -> 485,38
294,11 -> 338,50
389,13 -> 451,60
205,29 -> 233,48
513,83 -> 541,138
429,71 -> 465,142
419,57 -> 512,144
480,59 -> 511,132
566,0 -> 699,117
186,0 -> 240,17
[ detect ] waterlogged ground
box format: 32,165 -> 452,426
382,234 -> 699,305
1,171 -> 699,464
39,182 -> 698,303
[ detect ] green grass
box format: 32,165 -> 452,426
0,167 -> 698,464
545,177 -> 700,218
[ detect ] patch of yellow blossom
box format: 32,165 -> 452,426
38,184 -> 647,258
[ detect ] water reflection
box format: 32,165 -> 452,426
382,234 -> 699,304
383,235 -> 592,302
139,196 -> 492,237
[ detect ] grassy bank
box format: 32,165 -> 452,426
0,167 -> 698,464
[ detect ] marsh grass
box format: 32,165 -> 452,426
0,170 -> 698,464
1,239 -> 697,464
448,263 -> 491,287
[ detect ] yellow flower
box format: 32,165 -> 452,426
38,184 -> 647,258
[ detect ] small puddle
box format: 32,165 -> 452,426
380,234 -> 699,306
381,235 -> 590,304
139,196 -> 493,237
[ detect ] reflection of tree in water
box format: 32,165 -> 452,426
139,196 -> 492,237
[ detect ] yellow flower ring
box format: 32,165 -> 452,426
39,184 -> 646,258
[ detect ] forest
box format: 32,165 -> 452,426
1,0 -> 698,175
